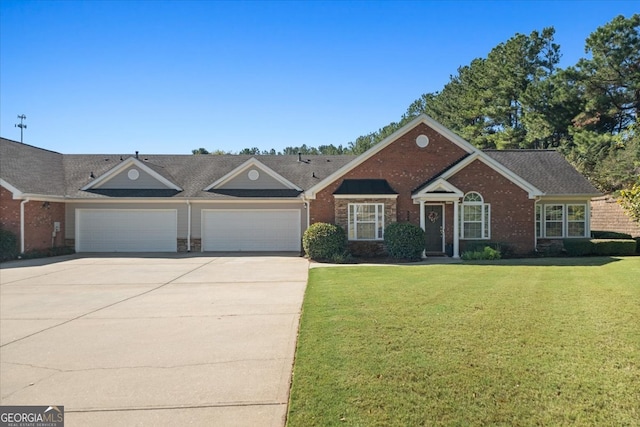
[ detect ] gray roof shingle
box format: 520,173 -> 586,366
483,150 -> 600,195
1,137 -> 599,199
0,137 -> 65,196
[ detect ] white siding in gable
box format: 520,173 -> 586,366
96,165 -> 171,189
218,167 -> 290,190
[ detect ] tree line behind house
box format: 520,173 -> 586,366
193,14 -> 639,195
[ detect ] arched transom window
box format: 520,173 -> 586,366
460,192 -> 490,239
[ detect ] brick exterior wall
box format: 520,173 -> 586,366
0,186 -> 66,253
448,160 -> 535,255
311,122 -> 467,226
591,195 -> 640,237
309,123 -> 537,256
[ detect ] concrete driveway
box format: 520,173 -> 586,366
0,254 -> 309,426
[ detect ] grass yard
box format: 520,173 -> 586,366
287,257 -> 640,426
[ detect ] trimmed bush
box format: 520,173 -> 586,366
461,246 -> 501,260
384,222 -> 425,260
0,228 -> 18,261
303,223 -> 346,261
635,237 -> 640,254
591,230 -> 633,239
591,239 -> 637,256
563,239 -> 593,256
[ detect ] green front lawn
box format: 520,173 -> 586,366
287,257 -> 640,426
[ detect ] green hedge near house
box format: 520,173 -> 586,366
563,239 -> 594,257
563,238 -> 637,256
302,223 -> 347,261
0,228 -> 18,261
591,230 -> 633,239
383,222 -> 425,260
591,239 -> 637,256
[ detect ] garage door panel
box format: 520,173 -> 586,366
77,210 -> 177,252
202,210 -> 300,251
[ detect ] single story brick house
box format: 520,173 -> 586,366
1,115 -> 599,257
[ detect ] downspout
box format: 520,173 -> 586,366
186,200 -> 192,252
20,198 -> 29,253
534,196 -> 541,252
302,196 -> 310,235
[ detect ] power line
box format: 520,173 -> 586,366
15,114 -> 27,143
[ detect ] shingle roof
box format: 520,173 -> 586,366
1,138 -> 355,198
1,137 -> 599,199
0,137 -> 65,196
333,179 -> 398,195
483,150 -> 600,195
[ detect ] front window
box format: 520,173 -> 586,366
567,204 -> 587,237
348,203 -> 384,240
460,192 -> 490,239
544,205 -> 564,238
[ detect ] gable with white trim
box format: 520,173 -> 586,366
205,158 -> 301,191
81,157 -> 182,191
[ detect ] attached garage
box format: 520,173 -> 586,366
76,209 -> 177,252
202,209 -> 301,251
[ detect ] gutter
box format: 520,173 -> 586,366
20,198 -> 29,253
186,200 -> 192,252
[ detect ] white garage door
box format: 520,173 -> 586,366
202,209 -> 300,251
76,209 -> 177,252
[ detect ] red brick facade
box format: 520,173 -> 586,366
311,123 -> 468,225
448,159 -> 534,254
0,186 -> 66,253
309,122 -> 536,255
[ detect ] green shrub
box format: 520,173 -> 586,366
383,222 -> 425,260
591,230 -> 633,239
348,241 -> 386,258
563,239 -> 594,256
461,246 -> 501,260
635,237 -> 640,254
0,228 -> 18,261
303,223 -> 346,261
591,239 -> 637,256
463,240 -> 514,258
19,246 -> 75,260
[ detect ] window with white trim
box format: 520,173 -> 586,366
348,203 -> 384,240
567,204 -> 586,237
544,205 -> 564,237
460,192 -> 490,239
536,204 -> 542,238
538,203 -> 588,238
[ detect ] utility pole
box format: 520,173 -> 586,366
15,114 -> 27,143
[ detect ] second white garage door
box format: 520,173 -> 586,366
202,209 -> 301,251
76,209 -> 177,252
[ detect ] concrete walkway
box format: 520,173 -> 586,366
0,254 -> 309,426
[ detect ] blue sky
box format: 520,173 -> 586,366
1,1 -> 638,154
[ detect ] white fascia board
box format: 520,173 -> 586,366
334,194 -> 399,199
0,179 -> 24,198
441,153 -> 543,198
19,194 -> 66,202
203,157 -> 302,191
305,114 -> 480,199
81,157 -> 182,191
540,194 -> 602,201
412,178 -> 464,199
